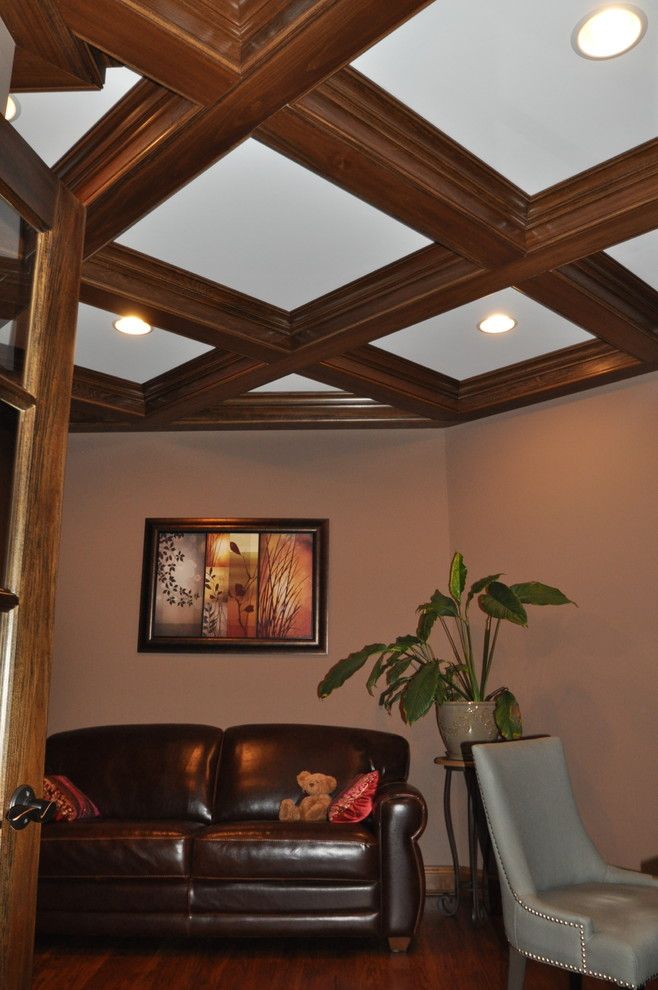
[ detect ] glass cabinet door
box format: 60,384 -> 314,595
0,194 -> 36,383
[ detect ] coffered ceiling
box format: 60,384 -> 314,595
4,0 -> 658,431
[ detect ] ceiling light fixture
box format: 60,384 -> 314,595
572,5 -> 647,59
113,315 -> 152,336
4,96 -> 20,122
477,313 -> 517,335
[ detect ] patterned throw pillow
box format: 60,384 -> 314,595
43,774 -> 101,822
328,769 -> 380,823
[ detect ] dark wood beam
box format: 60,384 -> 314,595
458,340 -> 649,418
519,254 -> 658,364
0,118 -> 59,230
82,0 -> 435,256
5,0 -> 105,91
526,137 -> 658,262
55,80 -> 199,206
80,244 -> 292,359
58,0 -> 240,102
309,345 -> 459,423
256,67 -> 526,266
71,366 -> 145,420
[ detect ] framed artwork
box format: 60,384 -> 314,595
138,518 -> 328,652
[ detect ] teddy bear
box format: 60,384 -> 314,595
279,770 -> 337,822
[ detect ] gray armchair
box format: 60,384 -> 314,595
472,737 -> 658,989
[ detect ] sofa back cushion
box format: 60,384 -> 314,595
214,723 -> 409,822
45,724 -> 223,823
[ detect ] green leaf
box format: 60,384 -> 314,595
379,679 -> 410,712
416,609 -> 436,643
386,655 -> 413,684
510,582 -> 575,607
401,660 -> 441,723
417,590 -> 459,619
478,581 -> 528,626
365,651 -> 389,696
449,552 -> 467,602
494,689 -> 523,740
318,643 -> 387,698
391,634 -> 422,653
466,573 -> 502,607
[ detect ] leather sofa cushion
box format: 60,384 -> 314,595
215,723 -> 408,821
45,724 -> 223,822
193,821 -> 379,881
39,820 -> 204,878
191,879 -> 379,914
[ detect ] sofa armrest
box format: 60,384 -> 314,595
372,782 -> 427,938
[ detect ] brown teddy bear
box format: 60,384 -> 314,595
279,770 -> 337,822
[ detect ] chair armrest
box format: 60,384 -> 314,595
372,782 -> 427,939
603,864 -> 658,887
522,893 -> 595,939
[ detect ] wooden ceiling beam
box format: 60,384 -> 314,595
82,0 -> 435,256
308,345 -> 459,423
256,67 -> 526,266
71,366 -> 145,420
5,0 -> 105,91
55,80 -> 199,206
80,243 -> 292,359
519,255 -> 658,364
458,340 -> 649,418
58,0 -> 240,103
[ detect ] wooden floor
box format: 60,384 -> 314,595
32,901 -> 650,990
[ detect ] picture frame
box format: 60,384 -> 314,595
138,517 -> 328,652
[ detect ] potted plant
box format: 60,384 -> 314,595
318,552 -> 574,758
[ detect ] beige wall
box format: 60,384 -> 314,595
51,429 -> 456,863
446,371 -> 658,869
51,372 -> 658,870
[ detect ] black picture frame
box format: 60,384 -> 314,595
138,517 -> 328,652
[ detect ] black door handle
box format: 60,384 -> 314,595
6,784 -> 56,830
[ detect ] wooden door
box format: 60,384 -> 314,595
0,117 -> 84,988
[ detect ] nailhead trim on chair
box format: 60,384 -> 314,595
473,764 -> 657,990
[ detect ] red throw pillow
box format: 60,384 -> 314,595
328,769 -> 380,823
43,774 -> 100,822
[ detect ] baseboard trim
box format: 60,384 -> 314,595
425,865 -> 473,895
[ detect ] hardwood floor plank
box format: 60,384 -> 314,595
34,905 -> 649,989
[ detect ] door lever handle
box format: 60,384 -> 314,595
6,784 -> 56,830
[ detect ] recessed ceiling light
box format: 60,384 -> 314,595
113,315 -> 152,336
477,313 -> 517,335
572,5 -> 647,59
4,96 -> 20,122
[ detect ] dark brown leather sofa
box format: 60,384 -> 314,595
38,723 -> 427,950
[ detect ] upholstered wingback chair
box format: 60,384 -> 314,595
473,737 -> 658,989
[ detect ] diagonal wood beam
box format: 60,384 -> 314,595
308,345 -> 459,423
58,0 -> 240,103
71,366 -> 145,421
520,254 -> 658,364
82,0 -> 435,256
255,67 -> 526,266
458,340 -> 650,418
80,243 -> 292,359
5,0 -> 105,91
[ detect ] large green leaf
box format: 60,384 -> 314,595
416,609 -> 436,643
401,660 -> 441,723
494,689 -> 523,740
386,655 -> 414,684
417,590 -> 459,619
478,582 -> 528,626
365,651 -> 390,696
318,643 -> 387,698
466,573 -> 502,607
510,582 -> 575,606
390,634 -> 422,652
379,679 -> 410,712
449,552 -> 467,602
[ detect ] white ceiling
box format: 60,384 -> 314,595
11,67 -> 140,167
252,374 -> 341,392
75,303 -> 212,383
376,288 -> 592,380
117,138 -> 430,310
353,0 -> 658,194
7,8 -> 657,392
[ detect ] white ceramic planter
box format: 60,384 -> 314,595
435,700 -> 499,759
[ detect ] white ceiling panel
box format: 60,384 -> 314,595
251,375 -> 341,392
375,288 -> 593,380
75,303 -> 212,384
117,138 -> 430,309
353,0 -> 658,194
606,230 -> 658,292
11,67 -> 140,166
